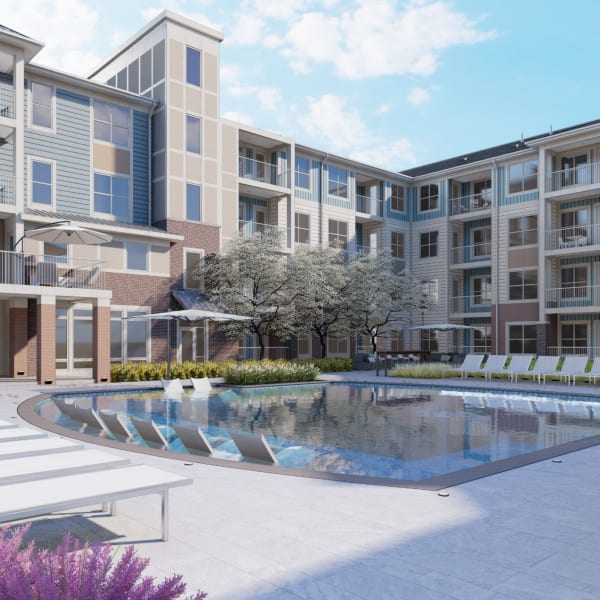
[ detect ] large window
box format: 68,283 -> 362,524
186,115 -> 202,154
31,82 -> 52,128
420,183 -> 439,211
186,183 -> 202,222
391,231 -> 404,258
328,166 -> 348,198
420,231 -> 438,258
561,323 -> 588,352
31,160 -> 52,205
295,212 -> 310,244
421,279 -> 439,305
560,153 -> 588,186
126,242 -> 147,271
473,179 -> 492,208
509,270 -> 537,300
110,308 -> 149,363
94,101 -> 129,148
181,324 -> 206,362
560,266 -> 588,299
560,209 -> 588,246
420,329 -> 439,352
327,336 -> 348,355
508,160 -> 537,194
94,173 -> 129,218
295,156 -> 310,189
184,250 -> 204,290
509,324 -> 537,354
391,184 -> 405,212
328,219 -> 348,249
509,216 -> 537,246
186,47 -> 202,86
472,227 -> 491,258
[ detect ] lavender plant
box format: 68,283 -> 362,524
0,524 -> 206,600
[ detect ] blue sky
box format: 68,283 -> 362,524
4,0 -> 600,171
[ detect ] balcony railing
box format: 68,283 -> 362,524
545,285 -> 600,309
450,243 -> 492,265
449,192 -> 492,216
547,161 -> 600,192
238,156 -> 290,187
546,346 -> 599,357
0,172 -> 15,205
0,86 -> 15,120
0,251 -> 104,289
449,295 -> 492,314
355,194 -> 383,217
545,223 -> 597,251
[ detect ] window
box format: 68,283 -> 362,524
185,250 -> 204,290
509,324 -> 537,354
472,325 -> 491,353
560,266 -> 587,299
31,160 -> 52,205
420,231 -> 438,258
186,47 -> 202,86
560,153 -> 588,187
186,115 -> 202,154
391,184 -> 405,212
509,270 -> 537,300
390,330 -> 403,353
391,231 -> 404,258
297,335 -> 311,357
327,336 -> 348,355
110,308 -> 149,363
295,156 -> 310,189
560,209 -> 588,246
94,173 -> 129,218
31,82 -> 52,128
186,183 -> 202,222
472,227 -> 491,258
508,159 -> 537,194
561,323 -> 588,352
328,166 -> 348,197
509,216 -> 537,246
472,276 -> 492,305
328,219 -> 348,248
295,212 -> 310,244
126,242 -> 147,271
94,101 -> 129,148
420,184 -> 439,211
181,324 -> 206,362
473,179 -> 492,208
421,279 -> 439,305
420,329 -> 439,352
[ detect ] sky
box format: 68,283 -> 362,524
3,0 -> 600,172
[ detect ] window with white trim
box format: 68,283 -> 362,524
295,156 -> 310,189
472,325 -> 491,353
560,322 -> 588,352
297,335 -> 311,357
391,184 -> 405,212
509,270 -> 537,300
560,266 -> 587,299
328,165 -> 348,198
508,160 -> 537,194
186,115 -> 202,154
327,336 -> 348,355
295,212 -> 310,244
31,160 -> 53,205
420,329 -> 439,352
125,241 -> 147,271
508,323 -> 537,354
472,227 -> 491,258
94,173 -> 129,219
184,250 -> 204,290
93,100 -> 129,148
328,219 -> 348,249
110,307 -> 149,363
186,183 -> 202,222
420,231 -> 438,258
31,82 -> 52,129
472,275 -> 492,305
186,47 -> 202,87
509,215 -> 537,246
420,183 -> 439,211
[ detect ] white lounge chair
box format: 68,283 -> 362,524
481,355 -> 509,380
75,407 -> 109,432
0,427 -> 47,443
515,355 -> 560,383
458,354 -> 486,378
190,377 -> 212,395
230,431 -> 278,464
99,410 -> 135,439
162,378 -> 185,397
130,416 -> 170,448
559,356 -> 589,385
0,419 -> 17,430
505,354 -> 535,382
0,464 -> 191,541
586,359 -> 600,383
0,437 -> 83,460
172,422 -> 214,455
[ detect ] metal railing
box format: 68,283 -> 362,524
0,172 -> 15,205
449,192 -> 492,216
450,243 -> 492,265
0,250 -> 104,289
545,223 -> 597,250
449,295 -> 492,314
546,346 -> 600,358
238,156 -> 290,187
547,160 -> 600,192
238,220 -> 286,242
238,346 -> 290,360
0,86 -> 15,120
355,194 -> 383,217
545,285 -> 600,309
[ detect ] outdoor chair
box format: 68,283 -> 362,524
162,378 -> 185,397
514,355 -> 560,383
481,355 -> 509,379
130,416 -> 171,449
172,422 -> 214,455
230,431 -> 278,464
559,356 -> 589,385
585,359 -> 600,383
504,355 -> 535,382
98,409 -> 135,439
190,376 -> 212,395
458,353 -> 485,378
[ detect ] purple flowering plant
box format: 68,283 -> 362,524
0,524 -> 206,599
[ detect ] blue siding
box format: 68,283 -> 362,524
239,195 -> 267,221
294,159 -> 320,202
24,87 -> 91,216
498,166 -> 540,206
132,110 -> 149,225
413,181 -> 445,221
385,181 -> 410,222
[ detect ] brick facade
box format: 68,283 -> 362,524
37,301 -> 56,384
9,306 -> 28,377
93,305 -> 111,382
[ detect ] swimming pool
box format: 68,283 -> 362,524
34,382 -> 600,488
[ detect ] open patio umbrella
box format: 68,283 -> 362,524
126,309 -> 252,379
23,222 -> 112,245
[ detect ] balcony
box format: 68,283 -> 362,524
545,223 -> 599,252
545,285 -> 600,312
238,220 -> 287,248
450,243 -> 492,268
0,251 -> 104,290
0,85 -> 15,120
449,295 -> 492,316
238,156 -> 290,188
355,194 -> 383,221
0,172 -> 15,206
449,193 -> 492,219
546,161 -> 600,194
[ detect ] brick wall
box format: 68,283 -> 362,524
37,301 -> 56,384
9,307 -> 28,377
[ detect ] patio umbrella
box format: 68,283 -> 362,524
24,222 -> 112,245
126,309 -> 252,379
410,323 -> 473,359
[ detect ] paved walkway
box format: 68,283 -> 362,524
2,375 -> 600,599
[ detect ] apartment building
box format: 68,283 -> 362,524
0,11 -> 597,383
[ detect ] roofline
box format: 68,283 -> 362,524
88,10 -> 224,79
0,27 -> 44,63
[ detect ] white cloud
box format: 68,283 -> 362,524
376,103 -> 392,115
227,83 -> 282,112
407,87 -> 431,106
350,140 -> 416,171
226,13 -> 265,45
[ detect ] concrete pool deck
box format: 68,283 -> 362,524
3,373 -> 600,599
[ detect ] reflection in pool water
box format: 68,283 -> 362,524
37,383 -> 600,483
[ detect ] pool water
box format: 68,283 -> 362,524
38,383 -> 600,484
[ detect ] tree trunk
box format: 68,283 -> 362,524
318,331 -> 327,358
371,335 -> 377,354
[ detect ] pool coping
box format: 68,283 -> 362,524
17,378 -> 600,491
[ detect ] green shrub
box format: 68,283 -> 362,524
391,363 -> 459,379
110,360 -> 232,382
223,360 -> 320,385
292,357 -> 353,372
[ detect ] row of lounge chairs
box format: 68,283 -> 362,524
459,354 -> 600,384
0,418 -> 191,540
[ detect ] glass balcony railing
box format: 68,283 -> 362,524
450,243 -> 492,265
238,157 -> 290,188
547,161 -> 600,192
449,295 -> 492,314
449,192 -> 492,216
355,193 -> 383,217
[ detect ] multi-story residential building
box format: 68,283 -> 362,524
0,11 -> 598,383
